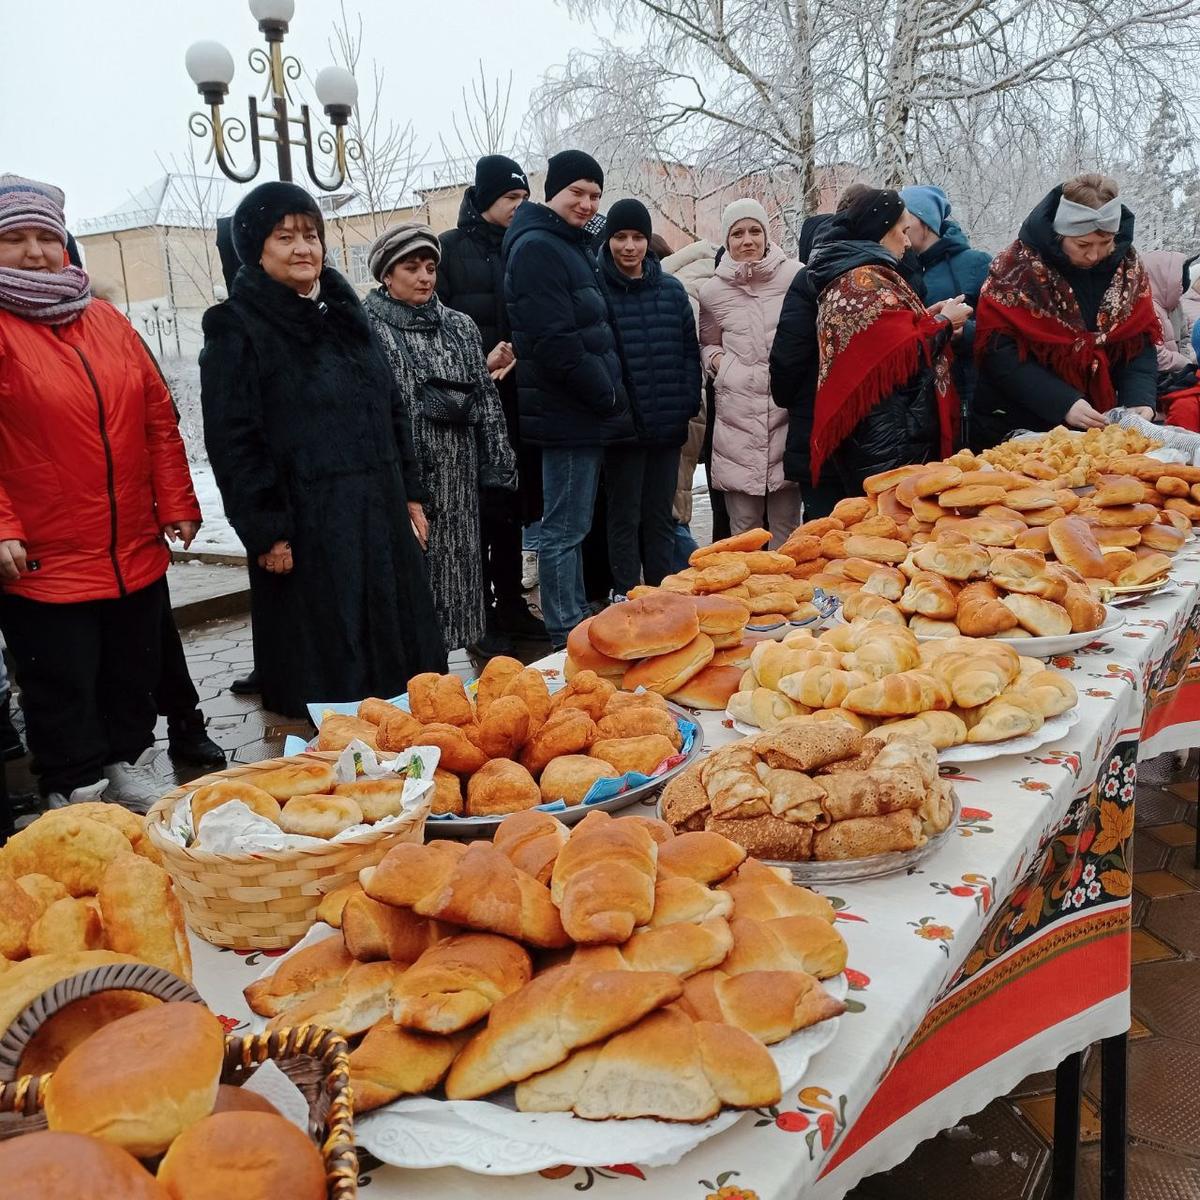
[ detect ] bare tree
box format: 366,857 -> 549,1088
326,1 -> 427,238
440,62 -> 515,163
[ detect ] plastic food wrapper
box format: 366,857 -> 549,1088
164,742 -> 439,852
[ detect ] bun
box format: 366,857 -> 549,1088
656,830 -> 747,883
466,759 -> 541,816
420,722 -> 490,775
189,780 -> 281,829
375,708 -> 424,752
666,663 -> 743,709
589,592 -> 700,659
358,697 -> 403,725
0,1131 -> 167,1199
566,618 -> 627,679
864,465 -> 924,494
248,760 -> 337,801
690,592 -> 752,635
1095,503 -> 1159,528
332,776 -> 406,823
1115,551 -> 1172,586
1139,523 -> 1187,552
278,793 -> 362,838
211,1084 -> 279,1116
45,1002 -> 224,1157
622,632 -> 715,694
842,534 -> 907,563
317,713 -> 378,751
473,694 -> 533,758
475,656 -> 525,718
596,706 -> 682,747
156,1111 -> 325,1200
679,969 -> 845,1044
1048,516 -> 1107,577
549,670 -> 617,721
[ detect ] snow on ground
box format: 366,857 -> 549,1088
188,461 -> 244,556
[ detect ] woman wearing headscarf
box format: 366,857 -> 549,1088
0,174 -> 200,811
805,188 -> 970,493
973,174 -> 1159,448
200,183 -> 446,718
698,200 -> 801,547
364,223 -> 517,654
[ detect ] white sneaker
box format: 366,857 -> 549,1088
521,551 -> 539,591
47,778 -> 110,809
101,747 -> 164,814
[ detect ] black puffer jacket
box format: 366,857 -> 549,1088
435,188 -> 508,354
503,202 -> 632,447
770,231 -> 883,486
599,247 -> 701,447
973,188 -> 1158,448
806,227 -> 953,492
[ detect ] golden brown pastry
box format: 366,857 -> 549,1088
842,670 -> 951,716
897,571 -> 959,619
660,764 -> 710,831
466,759 -> 541,817
655,830 -> 747,883
14,871 -> 69,911
841,626 -> 921,679
551,810 -> 658,943
595,706 -> 683,748
329,777 -> 406,823
27,897 -> 104,956
642,875 -> 733,927
431,767 -> 465,815
492,810 -> 570,884
874,710 -> 967,748
366,840 -> 569,948
964,695 -> 1044,742
549,670 -> 618,721
723,914 -> 847,978
571,917 -> 732,978
812,810 -> 925,860
418,722 -> 490,775
752,721 -> 861,771
408,672 -> 475,726
623,633 -> 716,695
317,713 -> 380,752
278,794 -> 363,839
97,853 -> 192,980
519,708 -> 599,778
358,697 -> 404,725
349,1019 -> 470,1113
1000,593 -> 1072,637
470,694 -> 533,759
911,538 -> 993,583
588,591 -> 701,659
605,688 -> 670,714
248,759 -> 338,801
678,968 -> 845,1044
666,663 -> 745,710
1115,551 -> 1172,586
375,707 -> 425,752
700,742 -> 772,819
565,620 -> 627,681
444,965 -> 683,1099
0,875 -> 42,958
1,811 -> 131,897
1060,581 -> 1106,633
1011,669 -> 1078,717
190,779 -> 282,830
700,812 -> 813,859
716,858 -> 835,922
475,652 -> 532,715
314,882 -> 360,928
1048,516 -> 1108,577
500,668 -> 552,735
987,549 -> 1068,600
954,580 -> 1019,637
589,734 -> 678,777
537,754 -> 618,806
340,892 -> 450,964
244,934 -> 355,1016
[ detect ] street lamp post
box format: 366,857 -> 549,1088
184,0 -> 360,191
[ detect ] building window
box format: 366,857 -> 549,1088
348,244 -> 371,285
326,245 -> 343,271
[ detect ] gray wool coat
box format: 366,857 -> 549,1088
364,289 -> 516,651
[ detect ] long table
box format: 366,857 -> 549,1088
186,541 -> 1200,1199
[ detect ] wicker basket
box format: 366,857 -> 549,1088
0,966 -> 357,1199
146,751 -> 427,950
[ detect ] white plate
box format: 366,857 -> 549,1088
939,707 -> 1080,762
355,974 -> 848,1174
835,604 -> 1125,658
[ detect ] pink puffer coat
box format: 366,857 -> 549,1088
699,243 -> 801,495
1143,250 -> 1196,373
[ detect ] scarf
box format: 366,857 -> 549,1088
810,263 -> 957,483
0,263 -> 91,325
974,240 -> 1160,411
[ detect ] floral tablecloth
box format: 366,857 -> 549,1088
185,541 -> 1200,1200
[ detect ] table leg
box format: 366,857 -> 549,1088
1051,1051 -> 1082,1200
1100,1033 -> 1128,1200
1193,771 -> 1199,870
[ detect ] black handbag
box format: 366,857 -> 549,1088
391,328 -> 479,425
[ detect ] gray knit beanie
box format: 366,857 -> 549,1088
368,222 -> 441,282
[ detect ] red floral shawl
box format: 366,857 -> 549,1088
974,240 -> 1160,411
810,263 -> 957,484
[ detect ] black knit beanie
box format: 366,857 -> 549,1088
839,187 -> 906,244
605,198 -> 652,240
232,181 -> 324,265
545,150 -> 604,201
474,154 -> 530,213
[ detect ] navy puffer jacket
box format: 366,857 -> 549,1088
600,248 -> 702,447
503,202 -> 632,447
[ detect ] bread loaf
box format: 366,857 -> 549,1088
566,618 -> 627,679
589,593 -> 701,660
444,965 -> 683,1099
0,1131 -> 168,1199
1048,516 -> 1108,578
667,662 -> 745,709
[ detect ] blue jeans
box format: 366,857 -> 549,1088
672,522 -> 699,572
539,447 -> 605,646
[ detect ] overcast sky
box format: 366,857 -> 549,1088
0,0 -> 604,224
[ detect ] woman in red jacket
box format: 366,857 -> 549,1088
0,174 -> 201,813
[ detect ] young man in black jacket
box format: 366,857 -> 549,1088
435,155 -> 544,655
503,151 -> 632,650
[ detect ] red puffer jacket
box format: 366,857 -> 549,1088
0,300 -> 200,603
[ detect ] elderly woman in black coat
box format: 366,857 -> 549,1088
364,223 -> 517,655
200,183 -> 447,718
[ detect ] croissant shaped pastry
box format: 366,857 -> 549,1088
842,670 -> 952,716
897,571 -> 959,619
954,581 -> 1018,638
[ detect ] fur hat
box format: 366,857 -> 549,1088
231,182 -> 324,265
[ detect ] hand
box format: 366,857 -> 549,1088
486,342 -> 515,373
938,295 -> 972,329
163,520 -> 200,550
408,502 -> 429,551
0,539 -> 27,582
256,539 -> 294,574
1126,406 -> 1156,422
1065,399 -> 1108,430
711,352 -> 724,376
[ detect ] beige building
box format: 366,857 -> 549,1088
75,161 -> 859,358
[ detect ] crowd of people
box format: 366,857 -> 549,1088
0,153 -> 1196,827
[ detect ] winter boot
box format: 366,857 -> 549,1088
521,551 -> 539,592
47,778 -> 110,810
168,710 -> 226,769
230,669 -> 260,695
494,600 -> 549,641
101,747 -> 165,814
